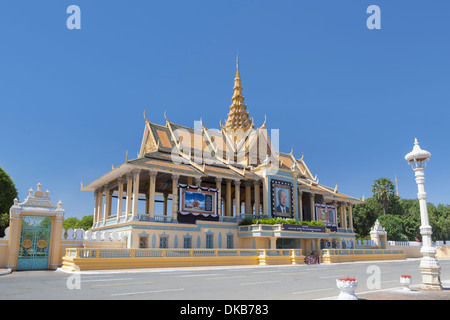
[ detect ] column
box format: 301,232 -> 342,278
348,204 -> 353,231
262,178 -> 269,217
314,238 -> 321,256
132,169 -> 141,219
93,191 -> 99,225
125,173 -> 133,220
103,187 -> 112,225
195,177 -> 202,187
226,180 -> 232,216
342,203 -> 348,229
234,180 -> 241,217
215,178 -> 222,216
148,171 -> 156,219
245,182 -> 252,215
163,193 -> 168,216
171,174 -> 180,221
97,189 -> 103,226
254,181 -> 261,217
49,207 -> 64,270
298,190 -> 303,221
309,193 -> 315,221
116,178 -> 125,222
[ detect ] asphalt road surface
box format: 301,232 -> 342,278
1,258 -> 449,301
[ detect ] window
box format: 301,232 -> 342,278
206,234 -> 213,249
159,236 -> 168,248
139,236 -> 148,249
226,234 -> 234,249
183,237 -> 192,249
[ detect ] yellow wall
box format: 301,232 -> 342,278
0,240 -> 7,268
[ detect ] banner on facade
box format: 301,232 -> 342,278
178,184 -> 218,216
270,179 -> 294,219
315,204 -> 337,226
281,224 -> 326,233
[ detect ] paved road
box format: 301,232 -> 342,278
1,258 -> 449,301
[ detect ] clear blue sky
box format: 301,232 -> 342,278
1,1 -> 449,219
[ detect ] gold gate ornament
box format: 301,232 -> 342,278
22,239 -> 33,249
37,239 -> 48,249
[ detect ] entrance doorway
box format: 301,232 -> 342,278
17,215 -> 52,270
276,238 -> 297,249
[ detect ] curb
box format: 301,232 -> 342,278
0,268 -> 12,276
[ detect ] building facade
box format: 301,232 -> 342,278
81,56 -> 362,256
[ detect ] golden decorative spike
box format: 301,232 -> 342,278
395,175 -> 399,197
224,52 -> 251,131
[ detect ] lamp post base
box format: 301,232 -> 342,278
419,253 -> 443,291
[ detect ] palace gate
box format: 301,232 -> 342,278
17,215 -> 53,270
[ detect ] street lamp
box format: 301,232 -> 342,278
405,138 -> 442,290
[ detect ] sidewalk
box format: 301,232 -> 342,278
356,283 -> 450,300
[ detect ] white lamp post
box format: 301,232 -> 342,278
405,138 -> 442,290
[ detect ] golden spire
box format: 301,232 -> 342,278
395,175 -> 399,197
225,52 -> 251,131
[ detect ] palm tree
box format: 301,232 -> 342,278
371,178 -> 396,215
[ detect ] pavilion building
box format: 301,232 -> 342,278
81,56 -> 362,255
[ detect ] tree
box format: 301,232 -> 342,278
63,217 -> 79,230
77,215 -> 93,230
0,167 -> 17,214
399,199 -> 421,241
62,215 -> 93,231
378,214 -> 407,241
0,167 -> 17,237
371,177 -> 396,215
0,212 -> 9,238
352,197 -> 382,239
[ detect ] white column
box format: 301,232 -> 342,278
132,170 -> 141,219
116,178 -> 125,222
103,186 -> 111,225
125,173 -> 133,220
93,191 -> 99,225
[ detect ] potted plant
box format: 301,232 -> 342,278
400,275 -> 412,291
336,277 -> 358,300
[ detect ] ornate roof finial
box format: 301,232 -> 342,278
236,50 -> 240,77
224,52 -> 251,132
